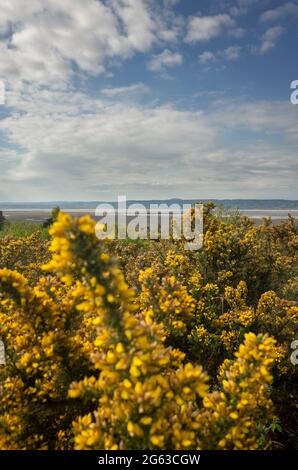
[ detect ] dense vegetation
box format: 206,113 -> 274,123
0,204 -> 297,449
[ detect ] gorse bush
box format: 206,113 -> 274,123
0,207 -> 297,449
0,232 -> 49,282
43,206 -> 61,229
0,212 -> 5,232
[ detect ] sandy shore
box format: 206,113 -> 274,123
3,210 -> 93,223
2,209 -> 297,226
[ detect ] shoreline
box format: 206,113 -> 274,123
2,209 -> 297,225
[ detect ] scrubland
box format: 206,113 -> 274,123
0,204 -> 297,449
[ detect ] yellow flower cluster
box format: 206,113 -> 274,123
0,233 -> 49,282
138,268 -> 196,335
71,345 -> 209,449
0,207 -> 296,449
197,333 -> 276,449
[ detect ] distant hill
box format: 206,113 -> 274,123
1,199 -> 298,210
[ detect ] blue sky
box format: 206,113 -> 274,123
0,0 -> 297,201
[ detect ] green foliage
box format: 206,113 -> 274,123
0,212 -> 6,231
43,206 -> 61,228
0,221 -> 49,240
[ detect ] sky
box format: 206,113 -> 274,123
0,0 -> 297,202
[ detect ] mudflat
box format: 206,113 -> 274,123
2,209 -> 297,225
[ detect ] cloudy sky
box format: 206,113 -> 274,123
0,0 -> 297,202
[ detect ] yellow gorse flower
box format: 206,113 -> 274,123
0,207 -> 296,450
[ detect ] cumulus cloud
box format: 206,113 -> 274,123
0,86 -> 217,200
223,46 -> 241,60
185,14 -> 244,43
260,2 -> 298,22
147,49 -> 183,72
0,0 -> 296,201
0,0 -> 180,85
258,26 -> 285,55
199,51 -> 218,64
0,85 -> 297,200
199,46 -> 241,64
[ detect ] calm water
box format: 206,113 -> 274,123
2,208 -> 298,223
241,210 -> 298,219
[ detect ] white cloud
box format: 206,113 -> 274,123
259,26 -> 284,55
185,14 -> 244,43
199,46 -> 241,64
0,86 -> 217,199
199,51 -> 217,64
209,100 -> 298,135
223,46 -> 241,60
0,86 -> 297,200
101,83 -> 149,98
147,49 -> 183,72
0,1 -> 296,201
0,0 -> 180,86
260,2 -> 298,22
230,0 -> 259,17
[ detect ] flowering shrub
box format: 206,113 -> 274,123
197,333 -> 276,450
0,208 -> 297,449
0,233 -> 49,282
